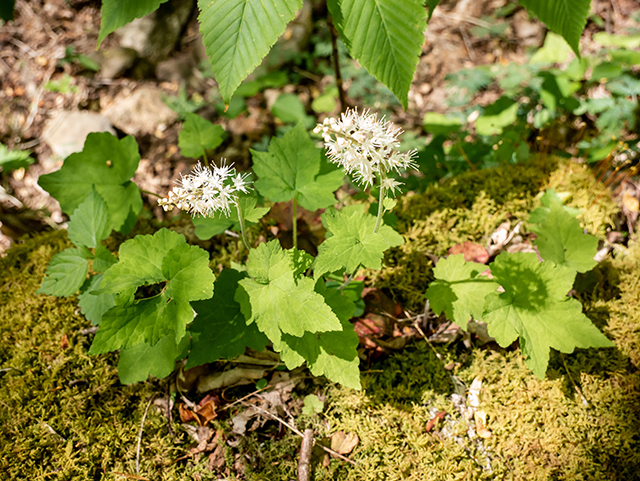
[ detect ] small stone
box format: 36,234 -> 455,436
43,111 -> 115,159
102,87 -> 178,136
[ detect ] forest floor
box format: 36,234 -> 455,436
1,0 -> 640,480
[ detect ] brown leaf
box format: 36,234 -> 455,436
330,431 -> 359,455
448,241 -> 489,264
60,333 -> 68,350
425,410 -> 447,432
208,444 -> 226,470
179,404 -> 198,423
195,400 -> 218,425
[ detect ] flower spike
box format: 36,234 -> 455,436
158,160 -> 252,217
314,108 -> 417,189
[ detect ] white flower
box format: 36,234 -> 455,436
158,160 -> 252,217
314,108 -> 417,188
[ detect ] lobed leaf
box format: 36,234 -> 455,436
89,229 -> 214,353
314,205 -> 404,279
252,123 -> 343,211
425,254 -> 498,329
236,241 -> 342,344
187,269 -> 269,369
198,0 -> 302,103
278,281 -> 361,389
38,132 -> 142,233
483,252 -> 613,379
530,201 -> 598,273
178,113 -> 225,159
334,0 -> 427,108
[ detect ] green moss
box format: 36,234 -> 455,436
375,157 -> 618,311
0,231 -> 227,480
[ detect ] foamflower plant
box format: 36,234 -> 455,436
314,108 -> 417,232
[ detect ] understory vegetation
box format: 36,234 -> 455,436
1,0 -> 639,479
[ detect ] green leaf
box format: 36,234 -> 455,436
518,0 -> 590,56
0,0 -> 15,21
591,61 -> 623,82
483,252 -> 613,379
118,333 -> 190,384
475,97 -> 518,136
92,245 -> 118,273
610,49 -> 640,65
193,195 -> 269,240
178,113 -> 225,159
529,32 -> 574,65
78,274 -> 116,325
252,123 -> 343,211
302,394 -> 324,415
236,241 -> 342,344
0,144 -> 33,172
67,190 -> 111,248
38,247 -> 91,297
187,269 -> 269,369
425,255 -> 498,329
530,201 -> 598,273
271,93 -> 310,125
334,0 -> 427,108
594,32 -> 640,49
423,112 -> 462,136
198,0 -> 303,103
38,132 -> 142,233
314,205 -> 404,279
426,0 -> 441,21
529,188 -> 581,224
98,0 -> 169,47
278,281 -> 361,389
89,229 -> 214,353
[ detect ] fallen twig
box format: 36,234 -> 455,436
298,429 -> 314,481
136,394 -> 156,474
246,403 -> 357,466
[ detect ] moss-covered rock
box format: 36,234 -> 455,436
1,157 -> 636,480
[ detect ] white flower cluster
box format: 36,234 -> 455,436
314,108 -> 417,191
158,161 -> 251,217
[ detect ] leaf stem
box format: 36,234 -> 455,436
140,189 -> 162,198
202,151 -> 209,167
373,173 -> 386,234
235,202 -> 250,251
292,196 -> 298,250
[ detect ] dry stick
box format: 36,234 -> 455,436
328,16 -> 347,111
246,403 -> 357,466
560,353 -> 589,407
298,429 -> 315,481
136,394 -> 156,474
459,26 -> 476,62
